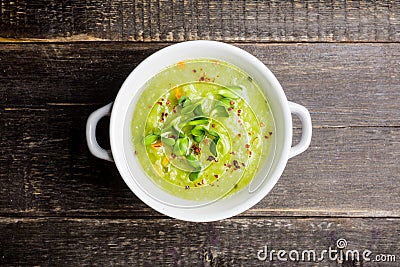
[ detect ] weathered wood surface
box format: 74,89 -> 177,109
1,0 -> 400,42
1,217 -> 399,266
1,107 -> 399,218
1,1 -> 400,266
1,43 -> 399,127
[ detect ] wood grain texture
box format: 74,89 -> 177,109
1,107 -> 399,218
0,217 -> 399,266
1,0 -> 400,42
1,1 -> 399,265
1,42 -> 399,127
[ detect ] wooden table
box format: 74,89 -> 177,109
1,1 -> 399,266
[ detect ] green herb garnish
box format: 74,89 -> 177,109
193,104 -> 204,116
178,96 -> 190,107
206,129 -> 220,141
191,125 -> 206,137
187,154 -> 201,171
187,117 -> 209,126
189,171 -> 200,181
215,89 -> 240,99
210,140 -> 218,157
218,98 -> 232,107
212,105 -> 229,118
161,136 -> 176,146
143,134 -> 159,146
193,135 -> 205,143
173,136 -> 190,156
181,102 -> 200,114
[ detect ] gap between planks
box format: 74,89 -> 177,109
0,215 -> 399,221
3,107 -> 400,128
1,37 -> 400,44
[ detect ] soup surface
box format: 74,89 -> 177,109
131,59 -> 275,201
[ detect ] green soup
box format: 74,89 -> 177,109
131,59 -> 275,201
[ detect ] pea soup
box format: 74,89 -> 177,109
131,59 -> 275,201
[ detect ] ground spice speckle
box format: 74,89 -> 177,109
207,156 -> 215,161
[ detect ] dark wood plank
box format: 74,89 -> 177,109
1,108 -> 399,218
1,42 -> 399,127
0,43 -> 159,107
1,0 -> 400,42
0,217 -> 399,266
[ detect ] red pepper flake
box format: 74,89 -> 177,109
237,133 -> 242,137
223,163 -> 227,166
199,76 -> 205,81
241,162 -> 246,167
238,109 -> 242,113
197,182 -> 202,186
227,164 -> 232,168
260,122 -> 265,127
269,132 -> 273,136
214,174 -> 219,179
193,69 -> 197,73
207,156 -> 215,161
170,153 -> 177,159
211,124 -> 215,128
166,99 -> 171,105
177,61 -> 185,70
151,142 -> 163,149
203,139 -> 209,144
214,159 -> 219,162
148,105 -> 152,109
161,98 -> 165,101
230,151 -> 235,155
264,135 -> 269,139
134,150 -> 138,155
157,101 -> 163,106
230,100 -> 235,105
173,109 -> 177,113
194,147 -> 201,155
245,144 -> 250,149
237,120 -> 242,124
248,151 -> 252,156
185,185 -> 190,190
228,107 -> 233,111
159,118 -> 164,122
201,179 -> 205,185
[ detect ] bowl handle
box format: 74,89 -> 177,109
86,103 -> 114,162
288,101 -> 312,159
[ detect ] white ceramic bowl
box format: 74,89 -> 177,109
86,40 -> 312,222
